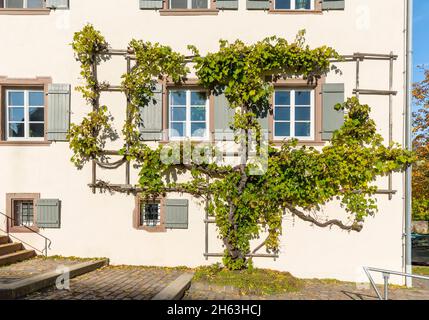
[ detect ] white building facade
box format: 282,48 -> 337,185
0,0 -> 412,284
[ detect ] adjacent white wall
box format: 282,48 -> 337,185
0,0 -> 408,284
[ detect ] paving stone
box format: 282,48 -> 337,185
183,279 -> 429,300
22,266 -> 184,300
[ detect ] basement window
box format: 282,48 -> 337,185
134,197 -> 166,232
140,201 -> 161,227
6,193 -> 40,233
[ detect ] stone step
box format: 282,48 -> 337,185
0,243 -> 22,256
0,259 -> 109,299
0,250 -> 36,267
0,236 -> 9,245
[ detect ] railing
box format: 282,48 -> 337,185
0,211 -> 51,256
363,266 -> 429,300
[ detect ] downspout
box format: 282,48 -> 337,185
404,0 -> 413,287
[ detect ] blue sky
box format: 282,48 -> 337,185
414,0 -> 429,82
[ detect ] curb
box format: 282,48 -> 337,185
152,272 -> 194,300
0,259 -> 108,300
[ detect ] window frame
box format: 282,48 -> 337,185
0,77 -> 51,146
5,89 -> 46,142
168,88 -> 210,142
160,0 -> 219,15
269,79 -> 323,145
0,0 -> 50,14
0,0 -> 45,8
6,193 -> 40,233
133,196 -> 166,233
269,0 -> 321,14
273,88 -> 315,141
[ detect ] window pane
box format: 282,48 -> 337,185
27,0 -> 43,7
192,0 -> 208,8
295,91 -> 311,105
171,107 -> 186,121
191,107 -> 206,121
6,0 -> 23,8
295,107 -> 311,121
8,123 -> 24,138
8,107 -> 25,122
191,123 -> 206,137
275,0 -> 291,9
275,122 -> 290,137
170,0 -> 187,8
170,91 -> 186,105
29,123 -> 44,138
0,0 -> 4,8
8,91 -> 24,106
274,107 -> 290,121
29,107 -> 44,121
295,0 -> 310,9
14,200 -> 34,227
275,91 -> 290,105
29,91 -> 44,106
171,122 -> 185,137
141,203 -> 160,227
191,92 -> 207,106
295,122 -> 311,137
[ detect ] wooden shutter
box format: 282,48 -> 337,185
47,84 -> 71,142
246,0 -> 269,9
140,83 -> 163,141
46,0 -> 69,9
140,0 -> 164,9
216,0 -> 238,9
322,83 -> 345,140
36,199 -> 61,229
322,0 -> 345,10
165,199 -> 188,229
214,94 -> 235,141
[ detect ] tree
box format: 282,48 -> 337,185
69,25 -> 415,270
412,68 -> 429,221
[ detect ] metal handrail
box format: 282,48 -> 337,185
363,266 -> 429,300
0,211 -> 51,256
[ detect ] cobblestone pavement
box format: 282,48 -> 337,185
0,257 -> 84,285
183,280 -> 429,300
24,266 -> 185,300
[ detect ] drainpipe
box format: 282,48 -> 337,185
404,0 -> 413,287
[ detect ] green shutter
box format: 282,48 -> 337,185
140,83 -> 163,141
36,199 -> 61,229
46,0 -> 69,9
214,94 -> 235,141
140,0 -> 163,9
216,0 -> 238,9
246,0 -> 269,9
165,199 -> 188,229
47,84 -> 71,142
322,0 -> 345,10
322,83 -> 345,140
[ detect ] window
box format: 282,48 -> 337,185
274,0 -> 313,10
13,200 -> 35,227
0,0 -> 44,8
6,193 -> 40,232
5,89 -> 45,141
273,89 -> 314,140
134,196 -> 166,232
170,0 -> 208,9
169,90 -> 209,140
140,201 -> 161,227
